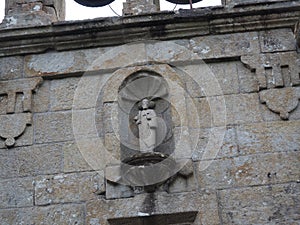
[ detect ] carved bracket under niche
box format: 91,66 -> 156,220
0,77 -> 42,147
241,52 -> 300,119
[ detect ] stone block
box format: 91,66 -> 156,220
208,62 -> 240,95
32,79 -> 50,112
14,143 -> 63,177
24,48 -> 107,77
34,111 -> 73,144
0,204 -> 85,225
259,28 -> 296,53
63,142 -> 92,173
195,151 -> 300,189
196,93 -> 263,128
0,177 -> 33,209
0,56 -> 23,81
190,32 -> 259,59
191,126 -> 238,161
237,121 -> 300,155
104,133 -> 121,161
236,61 -> 259,93
219,183 -> 300,224
86,192 -> 220,225
50,77 -> 80,111
34,171 -> 104,205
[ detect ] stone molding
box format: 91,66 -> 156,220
0,77 -> 42,147
0,1 -> 299,57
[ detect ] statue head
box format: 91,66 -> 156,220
139,98 -> 155,110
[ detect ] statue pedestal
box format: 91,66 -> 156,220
121,152 -> 177,192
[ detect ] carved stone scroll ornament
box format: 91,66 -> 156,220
0,77 -> 42,147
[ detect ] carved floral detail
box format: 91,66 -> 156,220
0,77 -> 42,147
259,87 -> 300,120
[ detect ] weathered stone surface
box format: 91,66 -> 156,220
63,142 -> 92,173
196,151 -> 300,189
0,113 -> 32,147
34,111 -> 73,143
104,133 -> 121,161
24,48 -> 107,77
0,56 -> 23,81
0,178 -> 33,209
50,77 -> 80,111
191,126 -> 238,161
259,28 -> 296,53
236,61 -> 259,93
0,144 -> 63,178
190,32 -> 259,59
86,192 -> 220,225
0,204 -> 85,225
219,182 -> 300,225
196,93 -> 263,128
35,171 -> 104,205
123,0 -> 159,16
0,77 -> 43,113
208,61 -> 240,95
237,120 -> 300,155
2,0 -> 65,29
32,79 -> 50,113
259,87 -> 300,120
241,52 -> 300,89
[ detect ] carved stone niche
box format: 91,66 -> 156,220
99,64 -> 195,199
0,78 -> 42,147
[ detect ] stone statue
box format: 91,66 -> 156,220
134,99 -> 158,153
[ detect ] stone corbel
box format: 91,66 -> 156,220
259,87 -> 300,120
0,77 -> 42,147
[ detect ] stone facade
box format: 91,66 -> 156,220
0,0 -> 299,224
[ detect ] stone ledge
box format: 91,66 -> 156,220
0,1 -> 299,57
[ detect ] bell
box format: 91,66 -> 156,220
165,0 -> 202,4
74,0 -> 116,7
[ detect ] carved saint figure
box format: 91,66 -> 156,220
134,99 -> 158,153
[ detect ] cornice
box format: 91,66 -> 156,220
0,1 -> 299,57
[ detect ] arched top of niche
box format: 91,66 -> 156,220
118,70 -> 169,114
102,64 -> 185,104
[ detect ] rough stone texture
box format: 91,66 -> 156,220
196,93 -> 263,128
191,126 -> 238,161
50,77 -> 80,111
241,52 -> 300,89
2,0 -> 65,29
34,171 -> 104,205
0,178 -> 33,209
0,0 -> 299,224
259,28 -> 296,53
219,182 -> 300,225
190,32 -> 259,59
123,0 -> 159,16
34,111 -> 73,144
0,56 -> 24,81
0,204 -> 85,225
0,144 -> 63,178
237,120 -> 300,155
196,151 -> 300,189
63,141 -> 92,173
